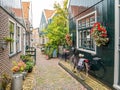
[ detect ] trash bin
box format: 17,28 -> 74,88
11,74 -> 23,90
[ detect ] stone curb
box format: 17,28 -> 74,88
58,62 -> 93,90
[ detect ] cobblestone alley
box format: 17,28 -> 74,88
34,48 -> 87,90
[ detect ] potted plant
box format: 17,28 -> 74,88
90,22 -> 109,47
20,55 -> 33,63
0,73 -> 11,90
25,61 -> 34,73
11,61 -> 27,80
12,61 -> 26,73
65,33 -> 72,46
3,37 -> 14,42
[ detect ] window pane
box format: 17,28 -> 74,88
82,19 -> 86,28
83,31 -> 85,47
9,22 -> 14,54
86,18 -> 90,27
16,26 -> 20,51
86,30 -> 90,49
90,15 -> 95,26
79,31 -> 82,47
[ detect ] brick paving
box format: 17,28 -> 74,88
34,48 -> 87,90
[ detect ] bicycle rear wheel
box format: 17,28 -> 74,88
94,63 -> 106,78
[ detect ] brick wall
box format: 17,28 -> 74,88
0,7 -> 25,77
0,7 -> 11,76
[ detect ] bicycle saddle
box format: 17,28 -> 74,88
93,57 -> 101,61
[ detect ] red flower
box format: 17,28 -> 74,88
101,34 -> 107,37
93,22 -> 100,27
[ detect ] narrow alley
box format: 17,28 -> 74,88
34,48 -> 87,90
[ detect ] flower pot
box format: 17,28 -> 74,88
46,55 -> 50,60
28,67 -> 33,73
11,73 -> 23,90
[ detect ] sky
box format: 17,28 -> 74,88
22,0 -> 63,28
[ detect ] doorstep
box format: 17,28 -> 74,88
58,60 -> 112,90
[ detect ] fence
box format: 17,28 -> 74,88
25,47 -> 36,65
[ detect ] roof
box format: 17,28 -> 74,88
22,2 -> 30,19
44,9 -> 55,20
12,8 -> 22,17
70,5 -> 80,16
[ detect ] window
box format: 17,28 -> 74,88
16,25 -> 21,52
76,11 -> 96,53
9,21 -> 14,54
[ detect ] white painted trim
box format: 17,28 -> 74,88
43,10 -> 48,24
113,84 -> 120,90
114,0 -> 120,89
16,24 -> 22,52
76,11 -> 97,54
9,19 -> 16,56
77,11 -> 97,21
23,29 -> 26,55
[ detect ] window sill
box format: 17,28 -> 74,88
9,51 -> 22,58
9,53 -> 16,58
78,48 -> 96,54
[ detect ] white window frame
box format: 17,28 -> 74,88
23,28 -> 26,54
76,11 -> 97,54
9,19 -> 16,56
113,0 -> 120,89
16,24 -> 22,52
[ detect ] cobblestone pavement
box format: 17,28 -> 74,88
34,48 -> 87,90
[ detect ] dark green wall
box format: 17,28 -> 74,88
69,0 -> 115,86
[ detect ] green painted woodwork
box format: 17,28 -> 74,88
69,0 -> 115,87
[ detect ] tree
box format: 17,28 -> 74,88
43,0 -> 69,48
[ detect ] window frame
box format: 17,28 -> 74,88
76,11 -> 97,54
9,19 -> 16,56
16,24 -> 22,52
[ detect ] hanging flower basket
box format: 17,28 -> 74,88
65,34 -> 72,46
90,22 -> 109,47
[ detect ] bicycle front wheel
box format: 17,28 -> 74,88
77,62 -> 89,80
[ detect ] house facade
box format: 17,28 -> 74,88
68,0 -> 120,89
31,28 -> 40,47
39,9 -> 55,45
22,2 -> 33,47
0,0 -> 26,77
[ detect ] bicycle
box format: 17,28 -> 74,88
69,54 -> 89,80
69,53 -> 106,80
88,56 -> 106,78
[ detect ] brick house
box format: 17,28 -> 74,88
39,9 -> 55,45
68,0 -> 120,89
0,0 -> 26,77
22,2 -> 33,47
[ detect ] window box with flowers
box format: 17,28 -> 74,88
90,22 -> 109,47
